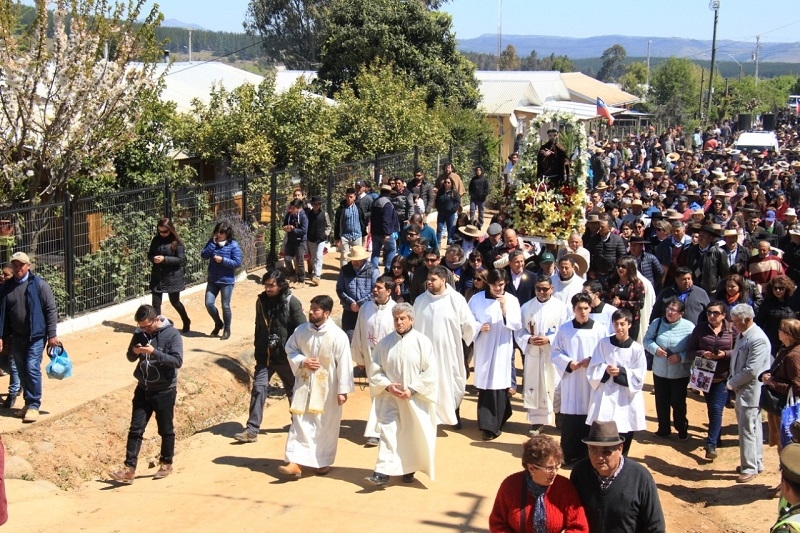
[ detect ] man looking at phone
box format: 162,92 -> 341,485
110,304 -> 183,484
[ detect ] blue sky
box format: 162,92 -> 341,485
143,0 -> 799,45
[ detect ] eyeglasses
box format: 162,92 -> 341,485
588,447 -> 617,457
535,286 -> 551,292
774,286 -> 787,292
666,307 -> 682,314
469,258 -> 482,263
425,258 -> 438,263
529,463 -> 560,474
706,310 -> 723,317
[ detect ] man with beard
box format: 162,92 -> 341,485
277,295 -> 354,478
515,275 -> 569,435
413,266 -> 476,429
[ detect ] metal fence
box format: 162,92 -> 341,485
0,143 -> 485,320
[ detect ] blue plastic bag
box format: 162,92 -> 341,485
780,389 -> 800,448
46,345 -> 72,380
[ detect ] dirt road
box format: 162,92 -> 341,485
1,254 -> 783,532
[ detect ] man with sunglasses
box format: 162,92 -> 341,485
110,304 -> 183,484
571,421 -> 665,533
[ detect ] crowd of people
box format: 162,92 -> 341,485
9,114 -> 800,530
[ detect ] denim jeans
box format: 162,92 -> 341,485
244,363 -> 295,434
205,282 -> 234,329
6,351 -> 19,396
285,241 -> 307,282
306,240 -> 325,279
10,337 -> 44,410
437,213 -> 458,246
469,201 -> 485,226
124,387 -> 176,469
371,235 -> 396,271
704,379 -> 729,448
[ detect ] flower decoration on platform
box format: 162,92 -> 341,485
508,111 -> 589,243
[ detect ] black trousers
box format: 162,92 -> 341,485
151,292 -> 189,325
124,387 -> 176,469
561,414 -> 589,464
653,375 -> 690,435
477,388 -> 512,436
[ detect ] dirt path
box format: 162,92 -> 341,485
1,252 -> 783,532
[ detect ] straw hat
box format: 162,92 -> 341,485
458,224 -> 482,238
563,253 -> 588,277
345,245 -> 370,261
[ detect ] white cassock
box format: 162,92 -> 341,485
469,291 -> 523,390
351,299 -> 396,438
586,336 -> 647,433
284,320 -> 354,468
515,297 -> 569,425
414,287 -> 477,425
550,320 -> 606,416
590,302 -> 618,336
551,273 -> 585,306
369,329 -> 438,479
636,272 -> 656,345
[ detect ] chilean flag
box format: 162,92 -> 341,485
597,97 -> 614,126
797,99 -> 800,114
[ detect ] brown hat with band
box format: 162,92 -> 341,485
582,420 -> 624,446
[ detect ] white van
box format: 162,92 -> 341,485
734,130 -> 780,154
788,95 -> 800,113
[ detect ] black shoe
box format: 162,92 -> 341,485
2,394 -> 16,409
481,430 -> 499,441
402,472 -> 415,483
653,431 -> 670,438
182,319 -> 191,333
705,446 -> 718,460
529,424 -> 544,436
220,329 -> 231,340
678,431 -> 689,441
211,323 -> 223,336
365,472 -> 389,487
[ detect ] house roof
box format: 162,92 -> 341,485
560,72 -> 640,107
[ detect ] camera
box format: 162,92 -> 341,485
268,334 -> 281,349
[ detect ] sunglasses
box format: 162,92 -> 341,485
706,310 -> 723,317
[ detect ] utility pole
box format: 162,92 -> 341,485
706,0 -> 720,124
189,29 -> 193,63
646,40 -> 652,95
698,68 -> 705,120
753,35 -> 761,85
496,0 -> 502,71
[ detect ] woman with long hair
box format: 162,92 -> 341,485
200,221 -> 243,340
148,218 -> 191,333
755,275 -> 798,356
388,255 -> 411,303
603,255 -> 646,339
435,177 -> 461,247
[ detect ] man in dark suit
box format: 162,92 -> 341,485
504,250 -> 536,306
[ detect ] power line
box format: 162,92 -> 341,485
165,37 -> 268,77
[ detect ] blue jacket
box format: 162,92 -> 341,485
201,239 -> 243,285
0,273 -> 58,341
644,317 -> 695,379
336,261 -> 379,307
370,195 -> 400,237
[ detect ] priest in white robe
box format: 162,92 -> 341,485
413,265 -> 477,428
469,268 -> 523,441
550,292 -> 607,465
365,303 -> 438,487
515,275 -> 570,433
586,308 -> 647,456
551,256 -> 585,305
351,277 -> 396,445
277,295 -> 354,478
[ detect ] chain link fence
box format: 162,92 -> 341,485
0,142 -> 485,320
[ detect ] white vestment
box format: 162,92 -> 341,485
515,297 -> 569,425
551,273 -> 585,306
469,291 -> 523,390
586,336 -> 648,433
590,302 -> 618,336
636,273 -> 656,344
414,287 -> 477,425
351,299 -> 396,438
550,320 -> 607,416
369,329 -> 438,479
284,320 -> 354,468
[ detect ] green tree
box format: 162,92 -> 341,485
498,44 -> 520,71
334,63 -> 448,160
649,57 -> 702,125
549,54 -> 575,73
619,61 -> 648,99
0,0 -> 164,204
316,0 -> 479,109
596,44 -> 627,82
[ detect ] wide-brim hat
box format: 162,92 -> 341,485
582,420 -> 624,446
563,253 -> 588,277
310,195 -> 324,204
786,208 -> 798,217
651,167 -> 665,175
345,245 -> 370,261
586,214 -> 601,223
667,152 -> 680,162
629,236 -> 648,245
724,229 -> 739,237
594,181 -> 609,191
665,209 -> 683,221
699,225 -> 721,239
458,224 -> 482,238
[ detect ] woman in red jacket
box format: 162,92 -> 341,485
490,435 -> 589,532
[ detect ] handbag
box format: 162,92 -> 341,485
46,344 -> 73,380
761,383 -> 787,414
780,389 -> 800,448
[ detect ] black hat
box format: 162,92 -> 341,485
582,421 -> 624,446
310,195 -> 324,204
699,225 -> 721,239
629,236 -> 648,244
